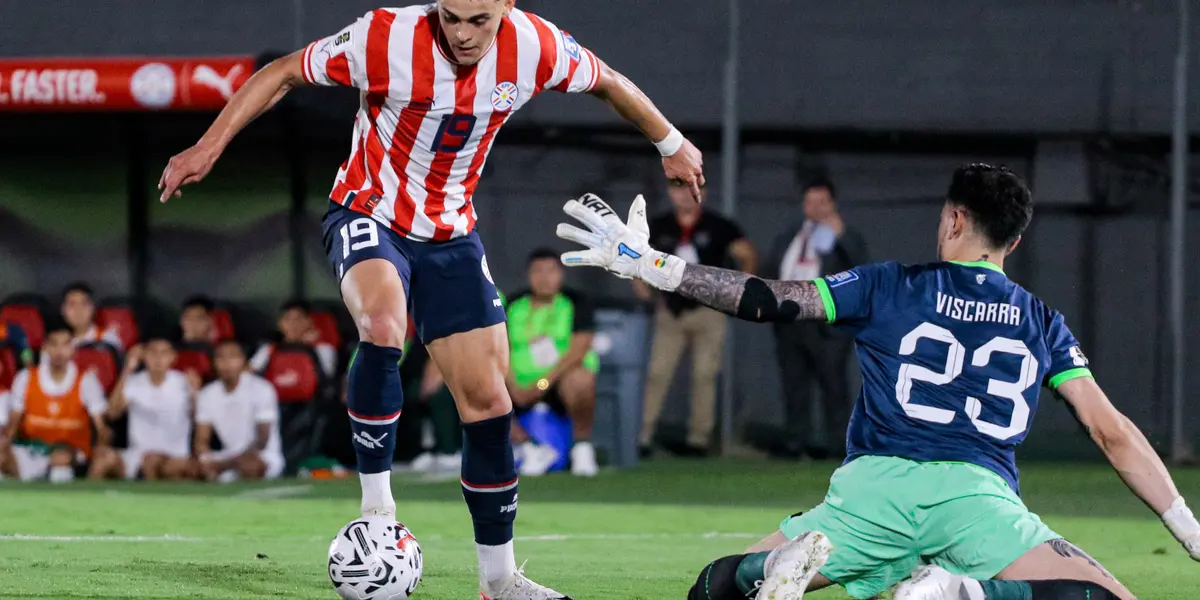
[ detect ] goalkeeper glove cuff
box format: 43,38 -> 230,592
637,251 -> 686,292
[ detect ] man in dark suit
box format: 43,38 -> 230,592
763,177 -> 868,459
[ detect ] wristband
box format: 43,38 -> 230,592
1163,496 -> 1200,541
654,127 -> 684,157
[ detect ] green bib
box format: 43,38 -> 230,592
506,293 -> 598,387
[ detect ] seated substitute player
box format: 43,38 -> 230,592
249,299 -> 339,379
554,166 -> 1200,600
89,338 -> 198,481
195,339 -> 285,482
61,282 -> 123,351
505,247 -> 600,477
0,319 -> 108,483
157,1 -> 704,597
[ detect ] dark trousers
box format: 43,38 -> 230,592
774,322 -> 854,456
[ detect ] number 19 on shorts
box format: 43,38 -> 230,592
338,217 -> 381,278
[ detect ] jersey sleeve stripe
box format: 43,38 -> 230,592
526,13 -> 558,94
812,278 -> 836,323
301,42 -> 316,84
326,54 -> 352,86
1048,367 -> 1093,389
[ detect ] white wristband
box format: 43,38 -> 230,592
1163,496 -> 1200,541
653,126 -> 684,157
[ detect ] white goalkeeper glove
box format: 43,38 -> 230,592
555,193 -> 686,292
1162,497 -> 1200,561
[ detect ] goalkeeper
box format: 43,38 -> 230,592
554,168 -> 1200,600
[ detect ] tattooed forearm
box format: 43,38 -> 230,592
674,264 -> 828,323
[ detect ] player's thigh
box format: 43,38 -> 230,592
917,465 -> 1058,581
407,231 -> 505,345
322,203 -> 411,347
996,540 -> 1134,600
426,324 -> 511,422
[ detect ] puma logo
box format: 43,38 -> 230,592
353,431 -> 388,449
192,64 -> 245,100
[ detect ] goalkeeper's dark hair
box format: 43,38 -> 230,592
946,163 -> 1033,250
527,247 -> 561,264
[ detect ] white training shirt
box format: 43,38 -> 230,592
196,373 -> 283,462
122,370 -> 193,457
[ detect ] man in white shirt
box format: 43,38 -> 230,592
0,320 -> 108,482
196,339 -> 285,481
762,177 -> 869,460
89,337 -> 198,480
249,300 -> 338,379
60,283 -> 123,352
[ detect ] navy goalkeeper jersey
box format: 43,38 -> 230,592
813,260 -> 1094,495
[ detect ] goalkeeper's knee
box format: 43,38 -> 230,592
689,554 -> 753,600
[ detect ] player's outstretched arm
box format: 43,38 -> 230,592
1058,377 -> 1200,560
556,193 -> 827,323
158,50 -> 308,202
588,61 -> 705,201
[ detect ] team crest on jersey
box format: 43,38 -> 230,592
491,81 -> 519,112
561,31 -> 582,61
1069,345 -> 1089,367
825,270 -> 859,288
976,273 -> 987,284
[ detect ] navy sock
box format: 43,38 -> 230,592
982,579 -> 1120,600
346,342 -> 404,474
460,412 -> 518,546
688,553 -> 766,600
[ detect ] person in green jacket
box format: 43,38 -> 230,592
505,247 -> 600,477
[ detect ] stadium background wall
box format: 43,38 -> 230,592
1,0 -> 1199,458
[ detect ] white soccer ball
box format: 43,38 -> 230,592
328,516 -> 423,600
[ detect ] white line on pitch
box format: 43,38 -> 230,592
0,534 -> 202,542
234,484 -> 314,500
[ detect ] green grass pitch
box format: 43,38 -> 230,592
0,459 -> 1196,599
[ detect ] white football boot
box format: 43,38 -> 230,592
754,531 -> 833,600
481,562 -> 572,600
569,442 -> 599,477
892,565 -> 969,600
517,443 -> 559,477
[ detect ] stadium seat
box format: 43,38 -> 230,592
0,344 -> 18,394
309,310 -> 342,350
73,342 -> 120,395
0,301 -> 47,351
96,303 -> 140,350
263,343 -> 322,404
263,343 -> 328,476
174,342 -> 215,383
210,308 -> 236,342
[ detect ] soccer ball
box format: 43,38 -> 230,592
328,516 -> 423,600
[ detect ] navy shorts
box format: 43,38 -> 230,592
321,201 -> 506,344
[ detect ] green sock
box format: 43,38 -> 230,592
979,579 -> 1033,600
734,552 -> 769,595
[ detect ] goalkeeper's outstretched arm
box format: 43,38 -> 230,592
672,264 -> 828,324
1058,377 -> 1200,560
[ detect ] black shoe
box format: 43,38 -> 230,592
638,445 -> 655,459
677,444 -> 709,458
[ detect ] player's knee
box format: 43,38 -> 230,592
356,311 -> 406,348
48,449 -> 73,467
560,369 -> 595,400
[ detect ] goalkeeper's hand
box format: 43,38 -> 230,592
1163,497 -> 1200,561
555,193 -> 686,292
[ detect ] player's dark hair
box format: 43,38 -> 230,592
182,294 -> 215,313
214,337 -> 245,355
946,163 -> 1033,250
42,316 -> 72,337
527,247 -> 560,265
800,176 -> 837,201
280,299 -> 311,315
61,282 -> 95,302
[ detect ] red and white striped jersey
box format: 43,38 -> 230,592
302,6 -> 600,241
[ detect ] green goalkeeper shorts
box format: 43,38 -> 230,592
779,455 -> 1059,599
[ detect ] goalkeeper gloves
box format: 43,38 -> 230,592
556,193 -> 686,292
1163,497 -> 1200,561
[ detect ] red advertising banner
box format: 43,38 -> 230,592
0,57 -> 256,112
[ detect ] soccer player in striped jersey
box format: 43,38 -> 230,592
556,166 -> 1200,600
157,2 -> 703,598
